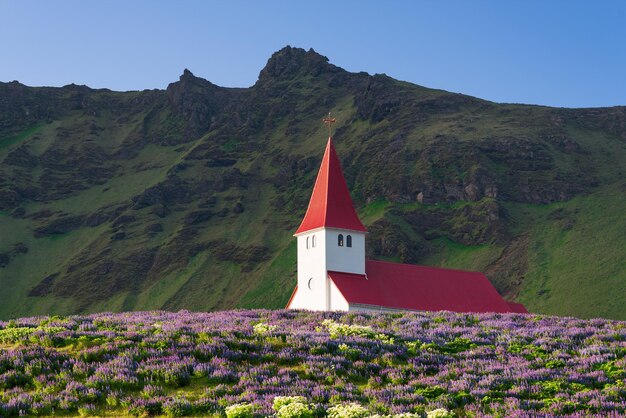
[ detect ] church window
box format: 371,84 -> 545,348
306,237 -> 310,249
338,234 -> 344,247
347,235 -> 352,247
312,235 -> 316,248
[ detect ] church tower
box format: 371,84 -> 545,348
288,133 -> 367,311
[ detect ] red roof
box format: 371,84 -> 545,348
295,138 -> 367,235
328,259 -> 525,313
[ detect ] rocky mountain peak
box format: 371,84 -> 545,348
256,46 -> 338,84
172,68 -> 216,87
181,68 -> 195,79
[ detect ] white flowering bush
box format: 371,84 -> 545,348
276,401 -> 313,418
272,396 -> 307,411
426,408 -> 454,418
253,322 -> 277,336
322,319 -> 394,344
225,403 -> 255,418
326,402 -> 370,418
322,319 -> 375,339
272,396 -> 313,418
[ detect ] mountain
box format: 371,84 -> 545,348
0,46 -> 625,320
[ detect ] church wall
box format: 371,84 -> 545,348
294,230 -> 329,310
325,229 -> 365,275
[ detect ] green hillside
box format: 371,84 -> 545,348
0,46 -> 625,320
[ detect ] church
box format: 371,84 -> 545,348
286,130 -> 528,314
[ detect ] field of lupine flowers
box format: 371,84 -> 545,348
1,310 -> 626,417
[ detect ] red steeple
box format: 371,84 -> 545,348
295,137 -> 367,235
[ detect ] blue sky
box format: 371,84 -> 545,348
1,1 -> 625,107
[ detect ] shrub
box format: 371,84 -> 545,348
415,385 -> 447,400
225,403 -> 255,418
0,327 -> 34,343
273,396 -> 308,411
78,404 -> 96,416
253,322 -> 276,336
163,398 -> 192,417
141,384 -> 165,398
128,398 -> 164,417
322,320 -> 375,339
276,402 -> 314,418
326,402 -> 370,418
426,408 -> 454,418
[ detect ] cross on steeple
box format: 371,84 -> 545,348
322,112 -> 337,138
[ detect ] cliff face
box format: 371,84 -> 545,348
1,46 -> 625,319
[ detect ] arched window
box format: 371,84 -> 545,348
312,235 -> 316,248
347,235 -> 352,248
338,234 -> 344,247
306,236 -> 310,249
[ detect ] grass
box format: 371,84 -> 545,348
412,183 -> 626,319
515,183 -> 626,319
42,144 -> 181,216
0,222 -> 108,318
421,238 -> 504,273
0,123 -> 43,151
133,253 -> 212,311
238,240 -> 297,309
359,198 -> 389,223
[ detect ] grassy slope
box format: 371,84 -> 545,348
515,184 -> 626,318
1,66 -> 625,320
415,184 -> 626,319
2,120 -> 625,320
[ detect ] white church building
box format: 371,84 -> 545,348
286,134 -> 527,314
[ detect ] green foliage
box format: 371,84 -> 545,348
421,337 -> 477,354
0,325 -> 68,345
538,380 -> 569,398
415,385 -> 447,400
598,360 -> 626,379
322,319 -> 375,339
326,403 -> 370,418
275,400 -> 314,418
426,409 -> 455,418
253,321 -> 277,336
0,326 -> 34,343
273,396 -> 308,411
322,319 -> 395,345
225,403 -> 256,418
0,123 -> 42,150
163,398 -> 192,417
544,359 -> 566,369
507,342 -> 549,360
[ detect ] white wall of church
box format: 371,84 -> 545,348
325,229 -> 365,275
293,230 -> 328,310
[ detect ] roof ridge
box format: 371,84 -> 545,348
321,137 -> 331,227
